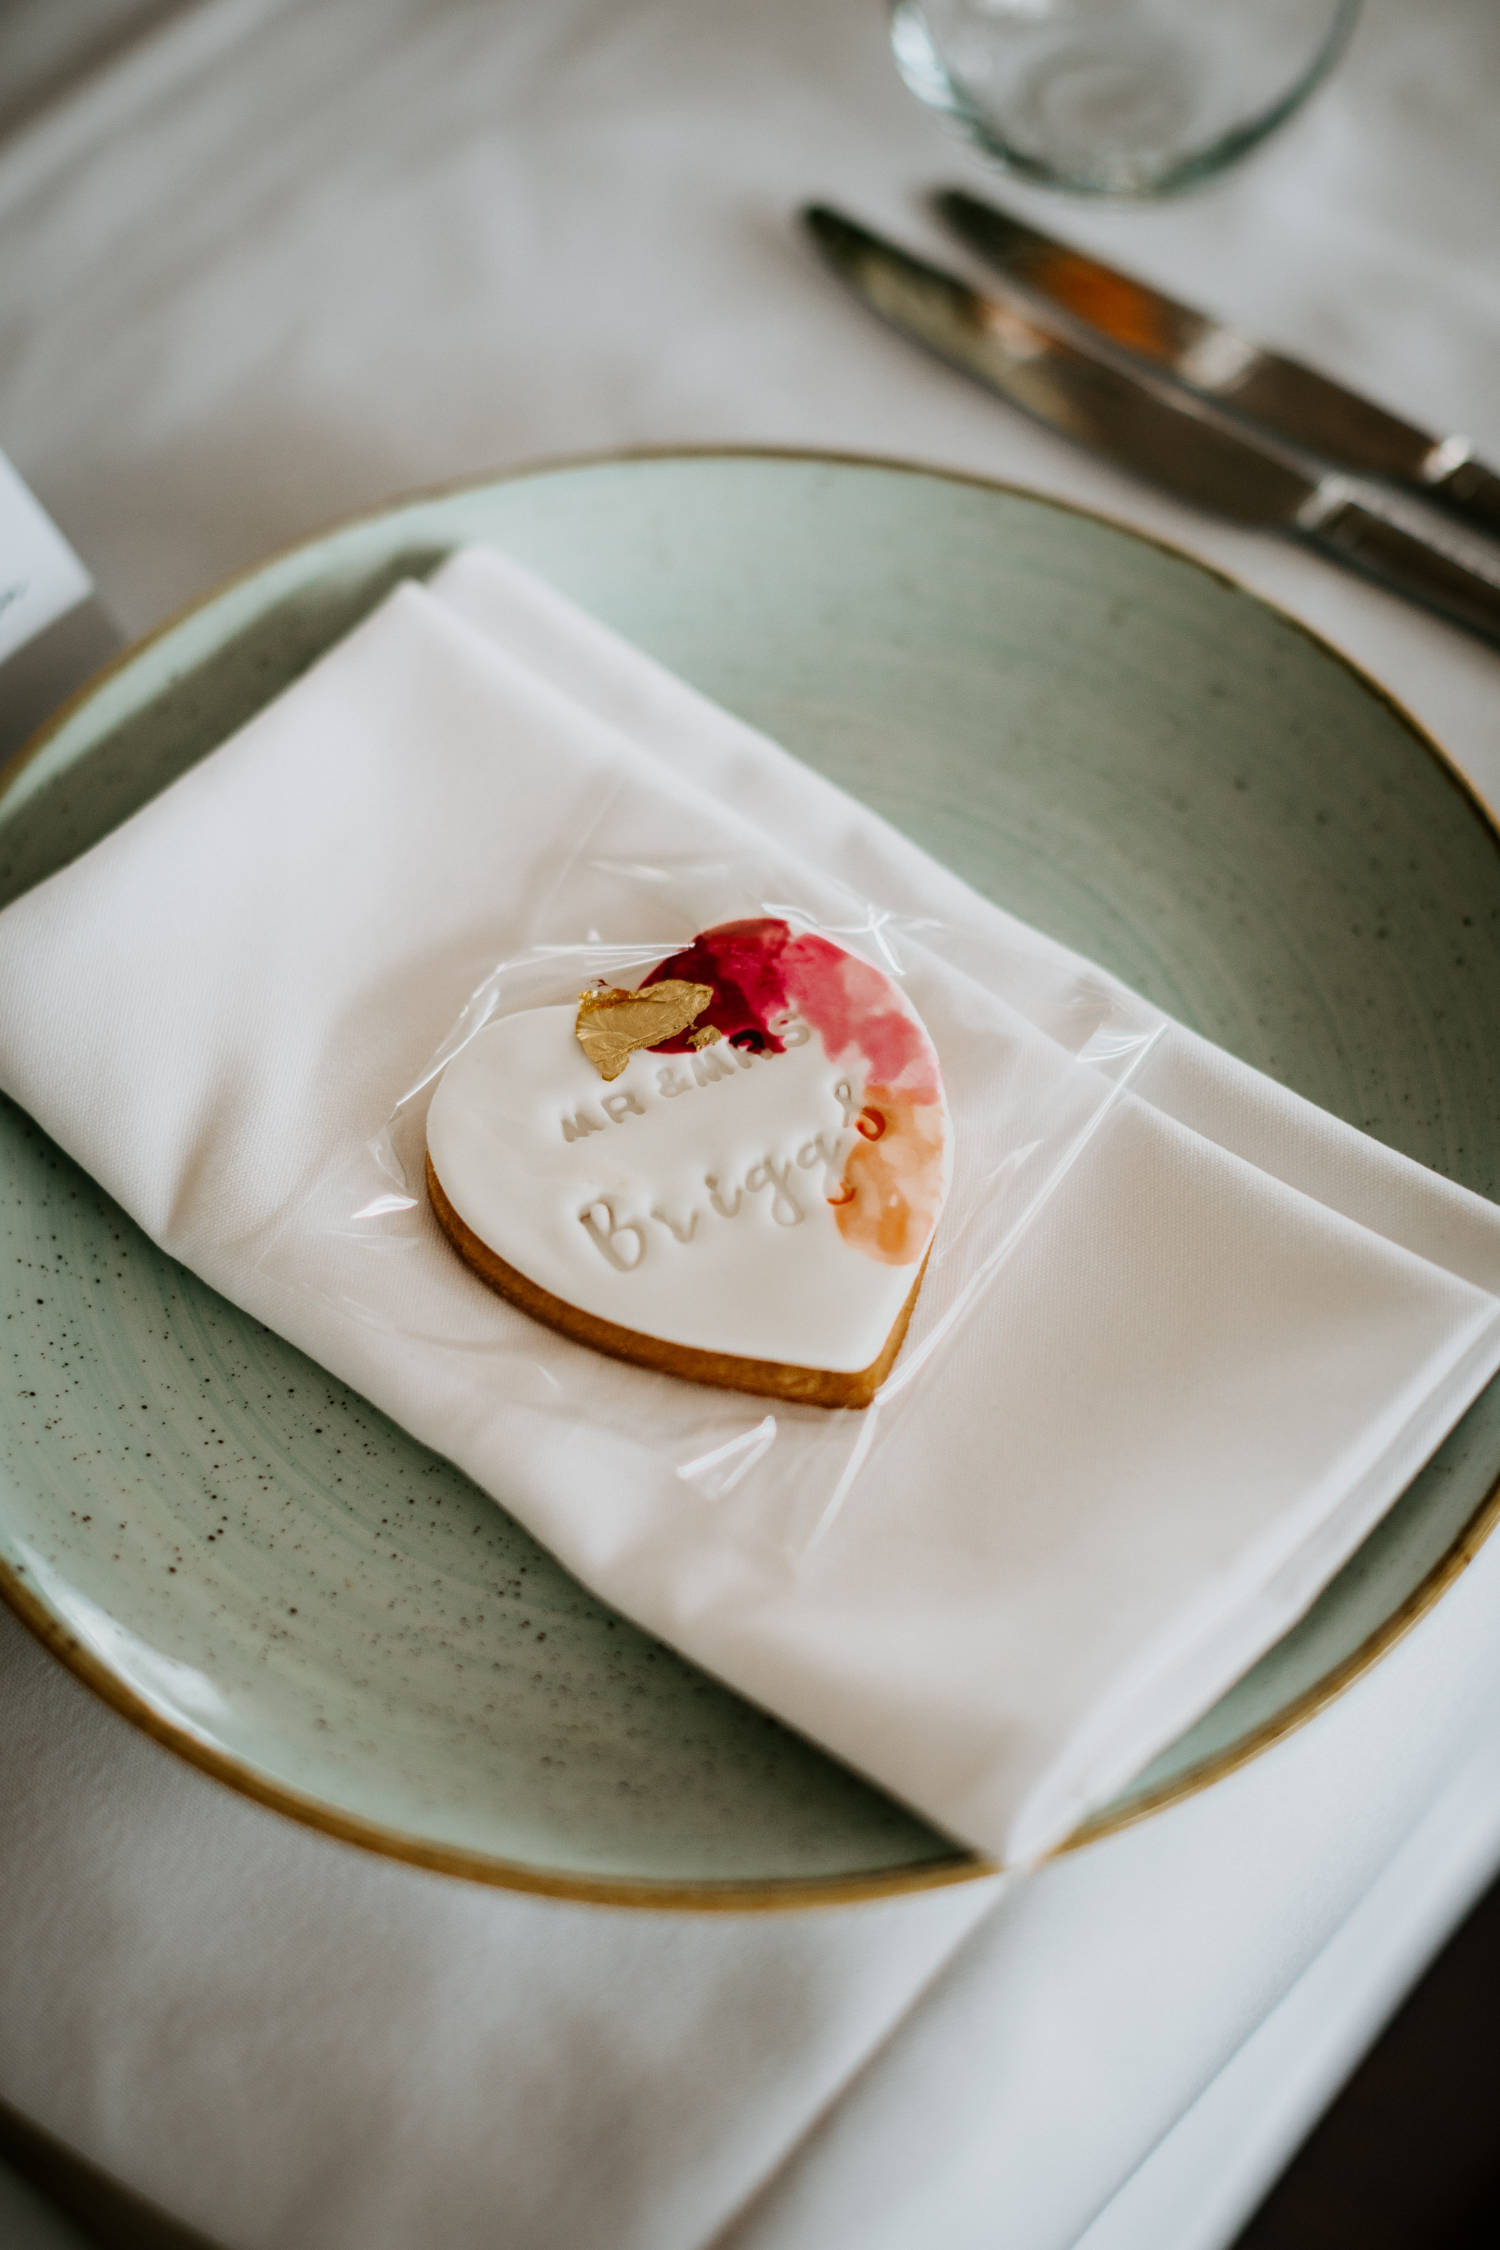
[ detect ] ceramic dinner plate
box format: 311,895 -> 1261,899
3,450 -> 1499,1906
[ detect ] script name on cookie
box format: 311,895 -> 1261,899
558,1014 -> 876,1273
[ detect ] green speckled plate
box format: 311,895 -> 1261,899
3,451 -> 1499,1907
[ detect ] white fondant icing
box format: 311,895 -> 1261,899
425,1000 -> 940,1372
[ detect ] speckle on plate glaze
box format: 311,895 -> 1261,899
3,452 -> 1500,1894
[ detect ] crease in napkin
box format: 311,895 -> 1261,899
3,544 -> 1499,1865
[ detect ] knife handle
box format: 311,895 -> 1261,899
1300,490 -> 1500,653
1424,453 -> 1500,544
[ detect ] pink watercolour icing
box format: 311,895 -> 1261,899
645,919 -> 947,1267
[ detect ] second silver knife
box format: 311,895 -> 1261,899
936,186 -> 1500,544
802,204 -> 1500,654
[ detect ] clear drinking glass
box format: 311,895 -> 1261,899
891,0 -> 1363,196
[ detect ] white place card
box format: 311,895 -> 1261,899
0,450 -> 117,760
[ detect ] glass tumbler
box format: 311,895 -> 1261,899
891,0 -> 1362,196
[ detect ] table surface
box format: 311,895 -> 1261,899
2,3 -> 1499,2247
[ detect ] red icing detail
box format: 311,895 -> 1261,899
826,1181 -> 856,1207
642,918 -> 794,1052
855,1106 -> 886,1141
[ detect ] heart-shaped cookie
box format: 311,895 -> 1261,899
425,918 -> 950,1406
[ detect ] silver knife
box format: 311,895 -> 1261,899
802,205 -> 1500,653
936,187 -> 1500,543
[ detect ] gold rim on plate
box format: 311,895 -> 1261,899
2,443 -> 1498,1911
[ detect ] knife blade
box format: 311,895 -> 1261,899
935,187 -> 1500,543
802,206 -> 1500,653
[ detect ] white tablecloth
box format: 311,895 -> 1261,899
2,2 -> 1498,2244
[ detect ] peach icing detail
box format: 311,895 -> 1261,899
777,937 -> 947,1268
831,1085 -> 947,1265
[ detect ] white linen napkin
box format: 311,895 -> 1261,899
3,548 -> 1499,1865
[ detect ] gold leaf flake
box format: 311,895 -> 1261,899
575,979 -> 715,1082
688,1026 -> 723,1050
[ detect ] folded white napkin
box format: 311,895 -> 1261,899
3,547 -> 1499,1865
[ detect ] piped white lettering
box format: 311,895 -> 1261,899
745,1154 -> 805,1227
579,1200 -> 647,1271
691,1045 -> 737,1088
561,1105 -> 606,1143
651,1205 -> 700,1245
602,1089 -> 646,1124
